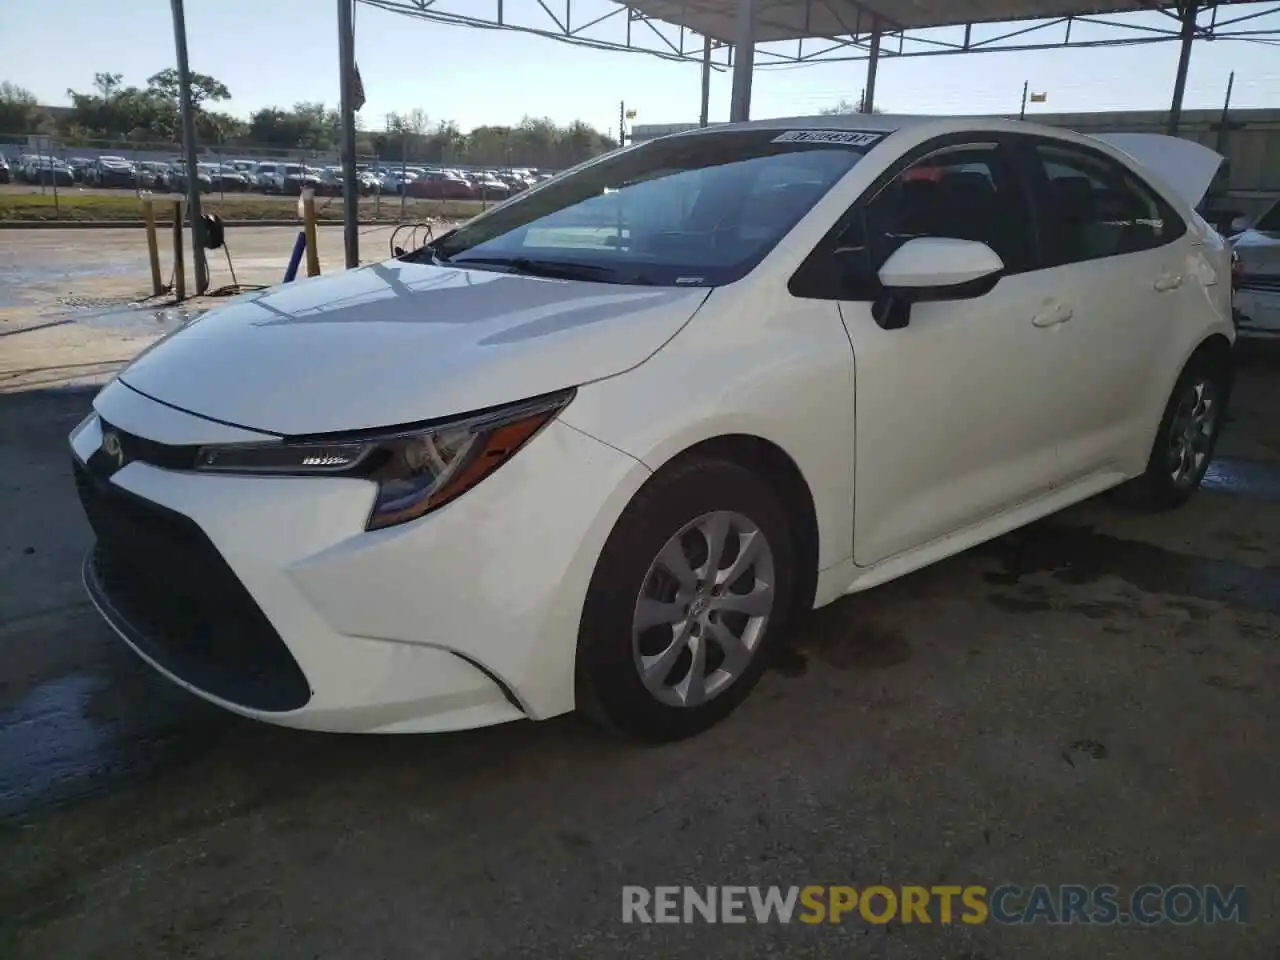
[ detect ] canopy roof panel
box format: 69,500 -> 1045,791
627,0 -> 1258,43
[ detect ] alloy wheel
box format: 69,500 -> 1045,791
631,510 -> 776,708
1168,376 -> 1219,488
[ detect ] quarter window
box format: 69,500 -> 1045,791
1030,143 -> 1184,266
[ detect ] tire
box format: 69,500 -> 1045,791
1123,349 -> 1230,511
576,457 -> 795,742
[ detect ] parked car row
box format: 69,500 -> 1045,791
0,151 -> 555,200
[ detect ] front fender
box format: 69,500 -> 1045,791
560,284 -> 857,572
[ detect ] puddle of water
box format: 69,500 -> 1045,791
0,669 -> 229,822
1204,458 -> 1280,503
0,263 -> 146,307
74,304 -> 203,335
982,523 -> 1280,615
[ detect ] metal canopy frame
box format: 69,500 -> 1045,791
357,0 -> 1280,66
333,0 -> 1280,262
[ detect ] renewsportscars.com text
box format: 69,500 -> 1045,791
621,884 -> 1250,926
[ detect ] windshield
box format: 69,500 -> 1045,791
426,129 -> 876,286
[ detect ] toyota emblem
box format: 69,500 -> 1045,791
101,431 -> 125,470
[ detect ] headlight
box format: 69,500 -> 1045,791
195,390 -> 573,530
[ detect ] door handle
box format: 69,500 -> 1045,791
1154,273 -> 1184,292
1032,302 -> 1074,328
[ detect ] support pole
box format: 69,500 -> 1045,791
172,200 -> 186,302
729,0 -> 759,122
170,0 -> 208,295
302,188 -> 321,278
1019,80 -> 1029,120
142,198 -> 163,297
337,0 -> 360,269
700,37 -> 712,127
1167,0 -> 1199,136
863,18 -> 881,113
1215,71 -> 1235,154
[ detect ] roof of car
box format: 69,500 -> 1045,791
661,112 -> 1128,159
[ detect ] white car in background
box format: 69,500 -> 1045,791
1229,199 -> 1280,337
71,115 -> 1234,742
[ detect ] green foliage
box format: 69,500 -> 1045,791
2,70 -> 617,167
0,81 -> 49,135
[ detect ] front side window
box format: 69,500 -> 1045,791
423,129 -> 880,286
1030,142 -> 1184,266
794,141 -> 1033,300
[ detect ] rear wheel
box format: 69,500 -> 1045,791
1124,351 -> 1229,510
576,458 -> 794,742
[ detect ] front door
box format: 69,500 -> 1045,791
832,139 -> 1068,566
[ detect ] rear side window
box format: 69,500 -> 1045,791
1030,143 -> 1185,266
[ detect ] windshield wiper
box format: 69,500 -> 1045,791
399,244 -> 452,266
447,256 -> 652,284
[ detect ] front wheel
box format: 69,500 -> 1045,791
1124,352 -> 1229,510
576,457 -> 794,742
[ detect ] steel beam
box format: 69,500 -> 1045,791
1167,0 -> 1198,135
729,0 -> 759,121
700,36 -> 712,126
863,17 -> 881,111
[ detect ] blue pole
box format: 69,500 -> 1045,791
283,230 -> 307,283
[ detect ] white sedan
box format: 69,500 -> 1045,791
1230,198 -> 1280,337
70,115 -> 1235,741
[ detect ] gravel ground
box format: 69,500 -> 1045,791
0,250 -> 1277,958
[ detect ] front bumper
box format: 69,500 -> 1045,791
72,380 -> 649,733
1234,283 -> 1280,337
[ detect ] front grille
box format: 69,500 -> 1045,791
1238,274 -> 1280,295
75,459 -> 311,713
97,418 -> 200,472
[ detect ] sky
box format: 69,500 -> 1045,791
3,0 -> 1279,137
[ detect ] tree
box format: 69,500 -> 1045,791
93,72 -> 124,99
146,68 -> 231,109
0,81 -> 44,134
247,102 -> 340,150
61,68 -> 233,144
820,98 -> 883,115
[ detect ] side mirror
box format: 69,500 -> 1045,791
1230,215 -> 1252,234
873,237 -> 1005,330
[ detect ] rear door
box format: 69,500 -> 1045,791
1012,135 -> 1192,480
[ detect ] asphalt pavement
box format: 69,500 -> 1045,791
1,329 -> 1278,958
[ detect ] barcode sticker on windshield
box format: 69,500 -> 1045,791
772,129 -> 886,147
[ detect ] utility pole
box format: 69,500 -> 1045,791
1215,71 -> 1235,154
619,101 -> 626,148
699,38 -> 712,127
169,0 -> 208,295
1019,80 -> 1029,120
337,0 -> 360,269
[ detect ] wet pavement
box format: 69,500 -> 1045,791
1,352 -> 1278,959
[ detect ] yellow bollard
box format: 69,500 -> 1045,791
141,197 -> 163,297
300,188 -> 321,278
172,199 -> 186,302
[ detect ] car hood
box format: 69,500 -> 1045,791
1092,133 -> 1223,210
118,260 -> 710,435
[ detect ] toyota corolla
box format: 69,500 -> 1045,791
71,115 -> 1234,741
